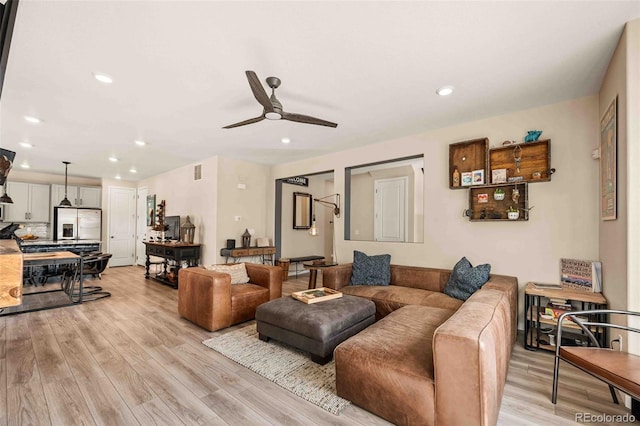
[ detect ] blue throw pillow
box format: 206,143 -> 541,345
350,250 -> 391,286
444,257 -> 491,301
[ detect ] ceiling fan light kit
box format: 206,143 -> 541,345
223,71 -> 337,129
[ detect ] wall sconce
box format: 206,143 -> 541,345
308,193 -> 340,236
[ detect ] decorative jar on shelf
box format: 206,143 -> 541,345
507,207 -> 520,220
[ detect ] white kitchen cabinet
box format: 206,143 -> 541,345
4,182 -> 51,222
51,184 -> 101,208
78,186 -> 101,208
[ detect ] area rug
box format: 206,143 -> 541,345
202,325 -> 351,415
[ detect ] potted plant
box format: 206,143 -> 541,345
507,205 -> 520,220
493,188 -> 505,201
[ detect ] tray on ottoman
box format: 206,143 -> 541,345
255,295 -> 375,364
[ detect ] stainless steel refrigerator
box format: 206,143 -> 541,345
53,207 -> 102,241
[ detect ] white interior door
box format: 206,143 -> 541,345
136,187 -> 148,266
374,177 -> 407,242
107,186 -> 136,267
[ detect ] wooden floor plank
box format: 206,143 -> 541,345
131,397 -> 186,426
0,358 -> 7,426
30,332 -> 73,384
1,265 -> 634,426
97,355 -> 156,408
75,376 -> 140,426
7,382 -> 51,426
58,337 -> 107,382
130,358 -> 224,425
41,377 -> 96,426
5,337 -> 39,387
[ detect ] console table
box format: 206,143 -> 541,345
220,246 -> 275,264
524,282 -> 607,351
144,242 -> 201,288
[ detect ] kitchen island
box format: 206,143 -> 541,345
20,239 -> 102,254
19,239 -> 102,285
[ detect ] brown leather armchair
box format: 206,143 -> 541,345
178,263 -> 283,332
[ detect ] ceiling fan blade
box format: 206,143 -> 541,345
222,116 -> 265,129
245,71 -> 274,113
282,112 -> 338,128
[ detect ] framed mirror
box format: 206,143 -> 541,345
293,192 -> 312,229
345,155 -> 424,242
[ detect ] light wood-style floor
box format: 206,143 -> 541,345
0,265 -> 634,425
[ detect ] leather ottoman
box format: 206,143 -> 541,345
255,295 -> 375,364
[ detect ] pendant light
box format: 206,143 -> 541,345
59,161 -> 72,206
0,182 -> 13,204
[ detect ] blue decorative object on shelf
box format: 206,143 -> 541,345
524,130 -> 542,143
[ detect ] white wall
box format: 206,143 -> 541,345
138,156 -> 218,264
599,23 -> 629,316
599,19 -> 639,362
271,96 -> 600,327
216,157 -> 270,263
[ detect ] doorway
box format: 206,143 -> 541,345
374,177 -> 407,242
107,186 -> 136,267
274,170 -> 335,264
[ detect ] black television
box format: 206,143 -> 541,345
165,215 -> 181,241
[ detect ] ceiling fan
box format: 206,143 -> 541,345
223,71 -> 337,129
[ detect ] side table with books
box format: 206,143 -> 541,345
524,282 -> 608,352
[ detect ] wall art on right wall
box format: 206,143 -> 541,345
600,96 -> 617,221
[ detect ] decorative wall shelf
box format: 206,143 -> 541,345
467,182 -> 529,221
489,140 -> 552,184
449,138 -> 488,189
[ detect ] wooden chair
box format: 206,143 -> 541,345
552,309 -> 640,405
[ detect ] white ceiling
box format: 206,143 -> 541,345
1,1 -> 639,181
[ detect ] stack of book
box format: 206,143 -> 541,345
544,298 -> 572,320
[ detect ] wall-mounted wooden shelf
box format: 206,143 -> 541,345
467,182 -> 528,221
489,139 -> 552,184
449,138 -> 488,189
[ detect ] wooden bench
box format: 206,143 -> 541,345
288,255 -> 325,278
552,309 -> 640,406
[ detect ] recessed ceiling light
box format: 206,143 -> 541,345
93,72 -> 113,84
281,137 -> 291,144
109,156 -> 119,162
134,140 -> 146,146
436,86 -> 454,96
24,115 -> 42,124
21,163 -> 30,169
19,142 -> 33,148
129,168 -> 137,173
115,175 -> 121,180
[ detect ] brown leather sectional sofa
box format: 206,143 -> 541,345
323,263 -> 518,426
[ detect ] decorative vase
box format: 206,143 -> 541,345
508,211 -> 520,220
494,192 -> 505,201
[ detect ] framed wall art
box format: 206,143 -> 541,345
600,97 -> 617,221
147,194 -> 156,226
